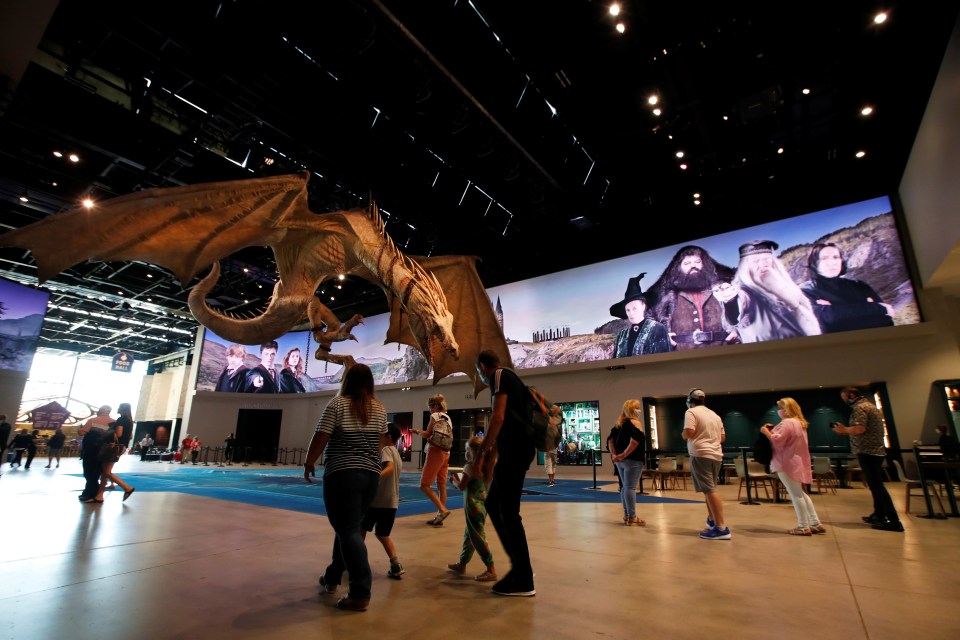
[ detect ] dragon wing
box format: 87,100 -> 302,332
385,254 -> 512,397
0,172 -> 315,285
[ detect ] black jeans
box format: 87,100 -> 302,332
487,449 -> 535,585
859,453 -> 899,522
322,469 -> 379,600
80,455 -> 102,499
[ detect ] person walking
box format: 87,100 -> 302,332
95,405 -> 136,502
760,398 -> 825,536
0,414 -> 11,476
360,423 -> 405,580
476,349 -> 536,597
78,406 -> 112,503
304,363 -> 389,612
682,388 -> 731,540
411,394 -> 453,525
447,435 -> 498,583
833,386 -> 903,532
46,427 -> 66,468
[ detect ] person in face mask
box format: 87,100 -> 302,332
610,399 -> 647,525
832,387 -> 903,532
760,398 -> 825,536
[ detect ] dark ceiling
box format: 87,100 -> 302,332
1,0 -> 957,361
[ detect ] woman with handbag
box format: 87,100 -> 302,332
759,397 -> 824,536
95,406 -> 136,502
412,394 -> 453,526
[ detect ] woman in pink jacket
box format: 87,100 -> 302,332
760,398 -> 826,536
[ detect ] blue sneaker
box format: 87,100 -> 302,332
699,526 -> 731,540
706,517 -> 715,529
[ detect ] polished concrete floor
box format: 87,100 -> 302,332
1,456 -> 958,640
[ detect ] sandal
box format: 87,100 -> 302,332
475,570 -> 497,582
626,516 -> 646,526
809,525 -> 827,535
447,563 -> 466,575
788,528 -> 812,536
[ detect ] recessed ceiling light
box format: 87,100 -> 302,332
338,274 -> 346,280
68,153 -> 80,163
679,163 -> 688,170
802,88 -> 811,95
873,12 -> 887,25
652,108 -> 661,116
860,106 -> 874,116
675,151 -> 684,158
147,273 -> 153,278
53,150 -> 63,158
777,147 -> 784,154
609,3 -> 621,17
648,95 -> 658,106
693,193 -> 700,198
615,22 -> 625,34
722,115 -> 729,121
856,150 -> 867,158
82,198 -> 94,209
693,200 -> 701,206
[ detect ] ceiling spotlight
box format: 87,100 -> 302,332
68,153 -> 80,163
856,150 -> 867,158
777,147 -> 784,154
243,267 -> 249,272
675,151 -> 684,158
860,106 -> 874,116
82,197 -> 94,209
873,12 -> 887,25
19,192 -> 29,202
679,163 -> 688,170
693,200 -> 701,206
802,88 -> 811,95
647,95 -> 658,106
615,22 -> 625,34
693,193 -> 700,198
722,115 -> 729,121
609,4 -> 621,17
652,108 -> 661,116
53,150 -> 63,158
338,274 -> 345,280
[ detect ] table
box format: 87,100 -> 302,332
832,455 -> 856,489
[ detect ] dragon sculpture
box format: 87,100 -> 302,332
0,172 -> 511,396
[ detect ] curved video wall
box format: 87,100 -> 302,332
196,195 -> 919,392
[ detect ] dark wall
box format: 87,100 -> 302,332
650,386 -> 881,453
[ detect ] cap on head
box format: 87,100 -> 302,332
687,388 -> 706,405
738,240 -> 779,258
609,273 -> 648,319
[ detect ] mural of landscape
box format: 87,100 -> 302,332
0,277 -> 50,373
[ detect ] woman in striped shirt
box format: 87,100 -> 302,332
305,364 -> 389,612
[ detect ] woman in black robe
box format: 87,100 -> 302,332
800,243 -> 894,334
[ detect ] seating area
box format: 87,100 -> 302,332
811,457 -> 839,495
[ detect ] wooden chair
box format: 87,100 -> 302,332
673,453 -> 690,490
811,457 -> 839,495
734,457 -> 773,500
651,457 -> 677,491
894,459 -> 945,515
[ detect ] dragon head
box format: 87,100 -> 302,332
403,268 -> 460,365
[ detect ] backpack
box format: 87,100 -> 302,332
753,431 -> 773,471
521,386 -> 564,452
427,412 -> 453,451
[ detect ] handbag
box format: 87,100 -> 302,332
98,431 -> 121,463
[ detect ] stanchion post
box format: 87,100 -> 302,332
242,446 -> 250,467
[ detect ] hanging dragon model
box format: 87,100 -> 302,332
0,172 -> 511,395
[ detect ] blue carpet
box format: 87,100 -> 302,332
75,468 -> 698,517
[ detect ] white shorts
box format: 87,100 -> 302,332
544,451 -> 558,474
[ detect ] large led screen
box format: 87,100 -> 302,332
196,196 -> 919,391
0,276 -> 50,373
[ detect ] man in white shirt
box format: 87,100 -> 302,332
681,389 -> 730,540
